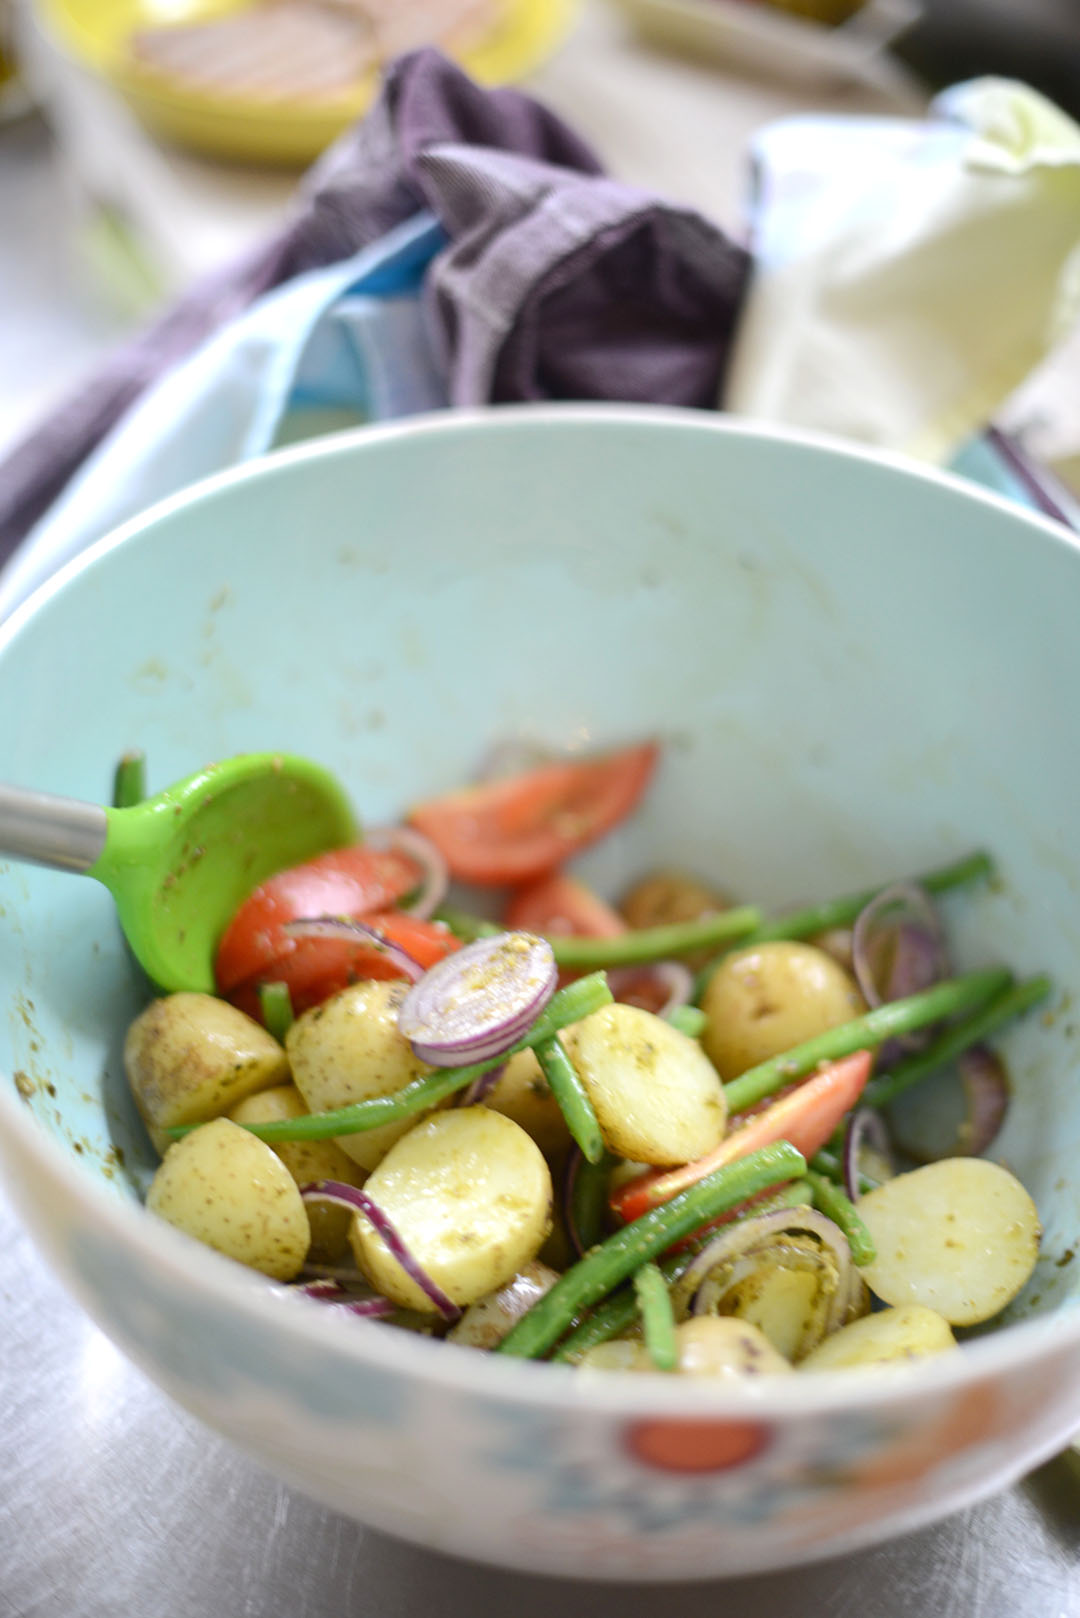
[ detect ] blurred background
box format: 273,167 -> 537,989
2,0 -> 1079,497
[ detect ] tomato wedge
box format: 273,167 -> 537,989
408,742 -> 659,886
215,844 -> 423,994
227,911 -> 460,1022
505,873 -> 626,939
611,1050 -> 874,1224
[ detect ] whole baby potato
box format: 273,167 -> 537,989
351,1108 -> 553,1312
229,1083 -> 365,1261
674,1317 -> 793,1379
619,870 -> 727,931
146,1117 -> 310,1280
286,980 -> 435,1172
578,1318 -> 792,1378
125,992 -> 290,1155
701,941 -> 865,1080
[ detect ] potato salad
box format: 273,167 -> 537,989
124,742 -> 1049,1378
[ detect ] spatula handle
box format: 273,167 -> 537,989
0,785 -> 108,873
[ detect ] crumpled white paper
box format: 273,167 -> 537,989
723,78 -> 1080,463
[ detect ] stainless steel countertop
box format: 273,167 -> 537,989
2,1182 -> 1078,1618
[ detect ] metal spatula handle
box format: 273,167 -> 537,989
0,784 -> 108,873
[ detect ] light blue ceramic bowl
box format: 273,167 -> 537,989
1,406 -> 1079,1581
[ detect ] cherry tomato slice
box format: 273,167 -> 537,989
408,742 -> 659,886
227,911 -> 460,1021
215,844 -> 422,994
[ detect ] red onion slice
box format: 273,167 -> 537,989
296,1280 -> 396,1318
852,883 -> 947,1009
955,1045 -> 1011,1156
458,1062 -> 506,1107
283,916 -> 425,982
852,883 -> 948,1063
300,1181 -> 460,1322
679,1207 -> 853,1336
398,931 -> 557,1068
842,1107 -> 895,1202
562,1147 -> 587,1260
363,826 -> 448,921
607,961 -> 693,1019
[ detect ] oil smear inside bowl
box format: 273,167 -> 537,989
118,738 -> 1052,1381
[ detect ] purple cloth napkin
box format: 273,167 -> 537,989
0,49 -> 749,570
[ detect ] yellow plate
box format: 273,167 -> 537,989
40,0 -> 578,166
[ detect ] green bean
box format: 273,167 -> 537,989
805,1169 -> 876,1265
809,1147 -> 875,1197
745,850 -> 995,946
568,1150 -> 615,1255
554,1251 -> 690,1363
498,1142 -> 805,1360
666,1005 -> 707,1038
692,851 -> 995,1000
170,972 -> 612,1143
553,1179 -> 814,1363
535,1035 -> 604,1164
633,1262 -> 678,1371
112,750 -> 146,809
434,907 -> 501,943
437,906 -> 761,969
548,907 -> 761,969
722,968 -> 1011,1116
258,981 -> 294,1044
864,975 -> 1051,1111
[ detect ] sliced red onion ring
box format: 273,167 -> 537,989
283,916 -> 425,983
679,1207 -> 853,1338
398,931 -> 557,1068
300,1181 -> 460,1322
852,883 -> 947,1009
562,1147 -> 587,1260
607,961 -> 693,1019
842,1107 -> 895,1203
296,1280 -> 396,1318
458,1062 -> 506,1107
852,883 -> 948,1063
297,1277 -> 347,1298
955,1045 -> 1011,1157
363,826 -> 448,921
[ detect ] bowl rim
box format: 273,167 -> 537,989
2,400 -> 1079,1422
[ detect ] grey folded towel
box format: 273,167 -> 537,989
0,48 -> 749,570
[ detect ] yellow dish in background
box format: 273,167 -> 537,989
38,0 -> 578,166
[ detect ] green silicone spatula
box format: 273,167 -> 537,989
0,753 -> 356,994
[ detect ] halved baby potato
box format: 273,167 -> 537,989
856,1158 -> 1040,1326
565,1003 -> 726,1165
482,1048 -> 572,1160
229,1083 -> 365,1261
146,1117 -> 310,1280
125,992 -> 289,1155
286,979 -> 436,1172
800,1304 -> 956,1372
351,1108 -> 553,1313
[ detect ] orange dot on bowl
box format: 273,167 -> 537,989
625,1417 -> 769,1474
